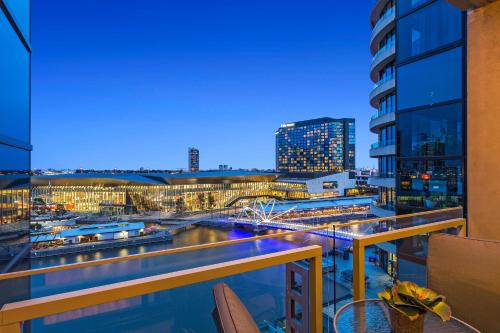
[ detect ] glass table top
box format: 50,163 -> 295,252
334,299 -> 480,333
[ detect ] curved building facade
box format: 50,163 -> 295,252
369,0 -> 467,281
369,0 -> 466,217
369,0 -> 397,217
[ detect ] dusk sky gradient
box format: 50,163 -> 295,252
32,0 -> 377,170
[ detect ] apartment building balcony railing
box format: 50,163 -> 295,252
372,7 -> 395,32
370,7 -> 396,55
369,76 -> 395,108
370,140 -> 396,158
370,139 -> 395,150
0,207 -> 477,332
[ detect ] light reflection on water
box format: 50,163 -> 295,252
30,226 -> 347,333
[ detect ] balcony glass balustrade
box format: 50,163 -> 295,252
0,208 -> 465,333
372,6 -> 395,31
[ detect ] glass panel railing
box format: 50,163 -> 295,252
2,246 -> 328,333
331,207 -> 464,306
372,74 -> 394,90
0,207 -> 466,333
370,140 -> 395,150
371,107 -> 395,120
372,6 -> 395,31
372,41 -> 395,62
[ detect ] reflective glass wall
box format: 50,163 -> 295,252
396,0 -> 465,214
394,0 -> 465,283
0,0 -> 32,302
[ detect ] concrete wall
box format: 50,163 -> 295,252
467,1 -> 500,240
305,172 -> 356,195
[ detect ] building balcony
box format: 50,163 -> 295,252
370,43 -> 396,83
369,110 -> 396,133
0,208 -> 481,332
370,0 -> 395,27
369,77 -> 396,108
368,175 -> 395,188
370,7 -> 395,56
370,141 -> 396,157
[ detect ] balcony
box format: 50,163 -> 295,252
368,175 -> 395,188
370,43 -> 396,83
369,110 -> 395,133
370,141 -> 396,157
369,77 -> 395,108
370,0 -> 394,27
369,7 -> 395,56
0,208 -> 479,332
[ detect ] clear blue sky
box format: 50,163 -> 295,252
32,0 -> 377,170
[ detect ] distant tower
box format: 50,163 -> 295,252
188,147 -> 199,172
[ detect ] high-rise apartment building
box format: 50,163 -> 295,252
276,117 -> 355,178
0,0 -> 32,304
188,147 -> 199,172
369,0 -> 465,218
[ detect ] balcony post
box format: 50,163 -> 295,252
352,238 -> 365,301
0,323 -> 21,333
309,253 -> 323,333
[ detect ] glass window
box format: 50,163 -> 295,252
397,159 -> 463,209
0,13 -> 30,144
378,93 -> 396,115
379,125 -> 395,146
398,0 -> 434,16
379,156 -> 396,178
379,62 -> 395,83
398,0 -> 462,61
3,0 -> 30,40
398,103 -> 463,158
0,144 -> 30,173
397,47 -> 462,110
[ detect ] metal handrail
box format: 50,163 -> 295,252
0,246 -> 324,333
352,217 -> 467,301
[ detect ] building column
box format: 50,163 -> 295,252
463,0 -> 500,240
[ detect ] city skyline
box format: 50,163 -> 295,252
31,1 -> 376,170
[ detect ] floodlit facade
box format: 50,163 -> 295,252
31,171 -> 309,214
275,117 -> 355,177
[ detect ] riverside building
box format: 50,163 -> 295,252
275,117 -> 355,178
31,171 -> 310,214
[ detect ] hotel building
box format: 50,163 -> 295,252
0,0 -> 32,305
275,117 -> 355,178
369,0 -> 466,218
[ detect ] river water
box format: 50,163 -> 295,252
30,226 -> 348,333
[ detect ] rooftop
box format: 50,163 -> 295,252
32,170 -> 280,186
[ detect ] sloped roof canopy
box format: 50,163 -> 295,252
32,171 -> 280,186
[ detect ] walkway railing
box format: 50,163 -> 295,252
0,246 -> 324,333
